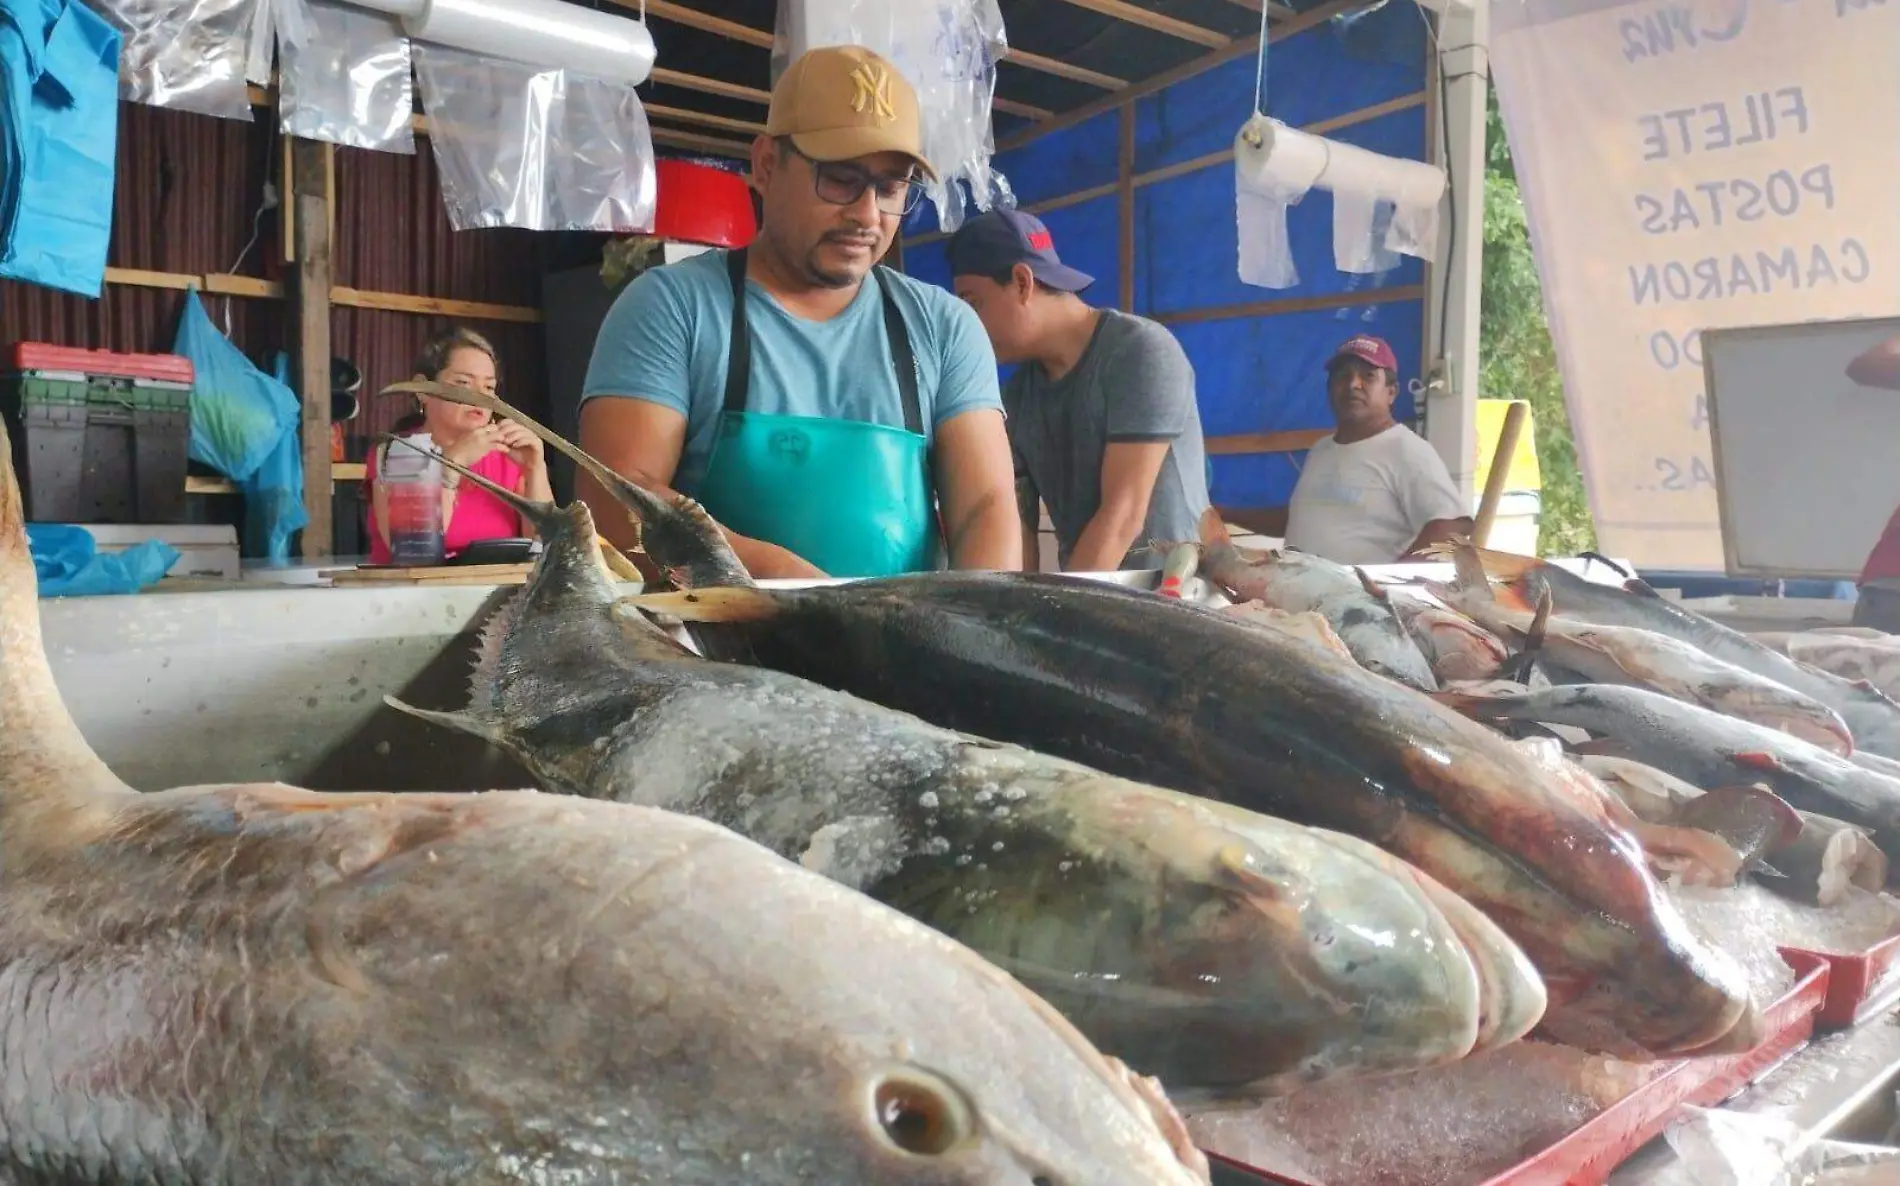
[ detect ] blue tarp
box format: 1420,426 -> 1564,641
905,6 -> 1431,511
0,0 -> 120,297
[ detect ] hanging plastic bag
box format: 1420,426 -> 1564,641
278,0 -> 414,154
28,522 -> 177,596
171,289 -> 306,563
772,0 -> 1014,233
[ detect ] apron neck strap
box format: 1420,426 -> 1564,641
722,246 -> 925,437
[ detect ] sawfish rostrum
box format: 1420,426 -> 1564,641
402,382 -> 1755,1063
0,418 -> 1211,1184
389,459 -> 1542,1095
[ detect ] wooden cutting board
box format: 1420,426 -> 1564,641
320,562 -> 534,587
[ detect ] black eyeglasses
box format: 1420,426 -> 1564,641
786,142 -> 925,217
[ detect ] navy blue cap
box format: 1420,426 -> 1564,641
946,208 -> 1095,293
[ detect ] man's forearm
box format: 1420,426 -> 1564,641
946,490 -> 1023,571
1066,508 -> 1145,573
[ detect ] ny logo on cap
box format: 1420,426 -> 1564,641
849,62 -> 896,123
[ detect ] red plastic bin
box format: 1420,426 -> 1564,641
1779,936 -> 1900,1029
1202,954 -> 1830,1186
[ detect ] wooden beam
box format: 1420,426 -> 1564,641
645,104 -> 766,136
1050,0 -> 1230,47
907,90 -> 1423,247
637,0 -> 774,47
1004,48 -> 1125,90
649,67 -> 772,105
648,126 -> 755,158
1152,283 -> 1426,327
1206,428 -> 1330,455
290,138 -> 335,558
998,0 -> 1362,151
994,96 -> 1056,121
1117,105 -> 1135,311
330,288 -> 544,324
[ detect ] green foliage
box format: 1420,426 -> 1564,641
1478,93 -> 1598,557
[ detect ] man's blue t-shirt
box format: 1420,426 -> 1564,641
580,248 -> 1004,495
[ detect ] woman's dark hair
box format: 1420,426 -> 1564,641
393,326 -> 500,434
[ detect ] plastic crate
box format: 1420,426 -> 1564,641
1,344 -> 195,524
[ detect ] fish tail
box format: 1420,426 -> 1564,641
0,413 -> 131,806
378,380 -> 753,589
625,587 -> 787,624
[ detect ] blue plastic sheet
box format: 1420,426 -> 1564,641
29,523 -> 177,597
172,290 -> 307,563
0,0 -> 122,297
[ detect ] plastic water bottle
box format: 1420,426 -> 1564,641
382,433 -> 445,566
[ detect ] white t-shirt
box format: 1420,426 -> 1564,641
1285,425 -> 1466,565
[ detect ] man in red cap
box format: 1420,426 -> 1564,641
1845,335 -> 1900,631
1284,335 -> 1472,564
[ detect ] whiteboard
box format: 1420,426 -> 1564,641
1703,316 -> 1900,580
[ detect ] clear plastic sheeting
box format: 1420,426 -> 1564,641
279,0 -> 414,154
90,0 -> 260,119
1664,1105 -> 1900,1186
412,45 -> 657,233
772,0 -> 1014,234
1233,113 -> 1446,288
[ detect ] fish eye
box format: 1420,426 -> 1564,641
869,1069 -> 969,1157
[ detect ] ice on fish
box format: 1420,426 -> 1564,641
1187,1041 -> 1657,1186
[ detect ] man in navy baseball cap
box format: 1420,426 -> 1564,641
947,208 -> 1211,573
1283,332 -> 1472,564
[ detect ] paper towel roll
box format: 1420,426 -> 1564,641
401,0 -> 655,86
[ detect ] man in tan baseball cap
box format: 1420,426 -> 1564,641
576,44 -> 1022,581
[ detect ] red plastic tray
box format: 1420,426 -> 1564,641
5,343 -> 195,386
1201,954 -> 1830,1186
1779,936 -> 1900,1029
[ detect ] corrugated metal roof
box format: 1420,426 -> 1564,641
2,100 -> 614,464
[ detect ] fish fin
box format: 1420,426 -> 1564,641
1460,543 -> 1544,582
1753,863 -> 1787,880
597,536 -> 645,583
1731,750 -> 1793,775
1353,566 -> 1390,602
1623,577 -> 1666,600
378,380 -> 752,589
383,696 -> 509,748
625,587 -> 785,624
1230,541 -> 1277,565
1450,542 -> 1494,598
1579,551 -> 1635,579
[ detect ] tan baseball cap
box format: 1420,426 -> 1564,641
766,45 -> 937,180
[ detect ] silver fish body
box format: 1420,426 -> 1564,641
1198,544 -> 1439,691
1439,683 -> 1900,863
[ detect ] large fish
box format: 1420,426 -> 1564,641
1194,542 -> 1439,691
392,383 -> 1756,1062
1429,547 -> 1854,756
1390,591 -> 1510,683
0,419 -> 1210,1184
1448,546 -> 1900,758
387,461 -> 1542,1095
1435,682 -> 1900,865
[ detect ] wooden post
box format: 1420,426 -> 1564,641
290,138 -> 335,558
1118,104 -> 1136,311
1473,400 -> 1529,548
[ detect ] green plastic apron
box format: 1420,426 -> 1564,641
693,248 -> 942,578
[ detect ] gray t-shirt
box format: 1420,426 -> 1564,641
1004,310 -> 1211,571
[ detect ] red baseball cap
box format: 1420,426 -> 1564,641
1326,335 -> 1398,373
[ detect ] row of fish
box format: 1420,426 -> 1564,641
1191,539 -> 1900,916
0,418 -> 1210,1181
400,383 -> 1762,1084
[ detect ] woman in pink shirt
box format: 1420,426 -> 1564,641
366,327 -> 552,564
